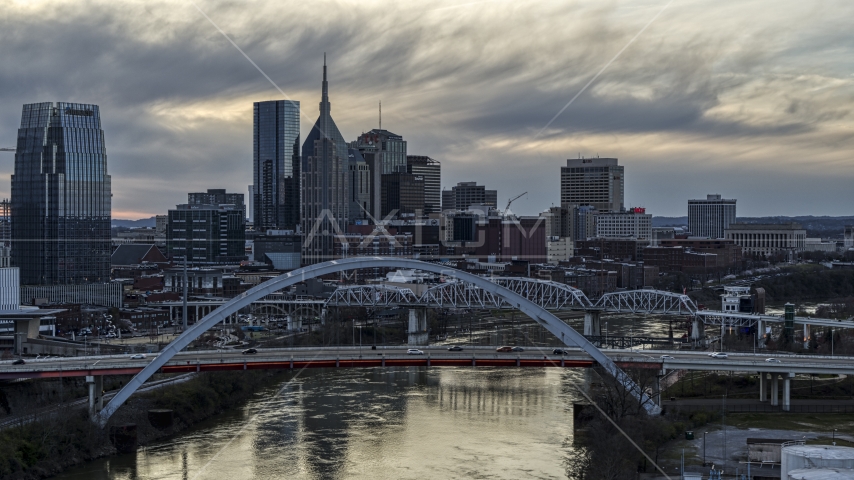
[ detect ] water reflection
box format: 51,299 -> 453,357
53,367 -> 583,480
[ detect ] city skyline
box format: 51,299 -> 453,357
1,0 -> 853,219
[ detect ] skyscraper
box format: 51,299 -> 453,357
406,155 -> 441,214
560,157 -> 624,212
301,56 -> 349,264
351,129 -> 407,220
11,102 -> 111,285
253,100 -> 300,231
688,194 -> 736,239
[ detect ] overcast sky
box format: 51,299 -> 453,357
1,0 -> 852,219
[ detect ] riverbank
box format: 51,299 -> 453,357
0,370 -> 288,480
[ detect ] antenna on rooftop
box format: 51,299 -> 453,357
379,100 -> 382,130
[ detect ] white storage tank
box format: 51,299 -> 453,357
787,468 -> 854,480
782,444 -> 854,479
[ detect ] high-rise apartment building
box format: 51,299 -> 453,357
688,194 -> 736,239
11,102 -> 111,285
189,189 -> 245,216
406,156 -> 441,214
442,182 -> 498,211
560,157 -> 624,212
167,190 -> 246,266
844,226 -> 854,249
351,129 -> 407,221
301,57 -> 349,264
253,100 -> 300,231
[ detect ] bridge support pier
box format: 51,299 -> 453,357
583,311 -> 601,336
783,373 -> 793,411
287,315 -> 302,331
757,320 -> 764,346
690,317 -> 704,342
759,372 -> 766,402
408,308 -> 428,346
86,375 -> 104,418
770,374 -> 779,407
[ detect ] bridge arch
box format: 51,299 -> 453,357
95,257 -> 657,426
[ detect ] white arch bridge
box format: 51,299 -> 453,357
95,257 -> 659,427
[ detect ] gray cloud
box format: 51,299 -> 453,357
0,0 -> 852,218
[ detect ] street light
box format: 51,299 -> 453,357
834,428 -> 837,445
703,431 -> 709,466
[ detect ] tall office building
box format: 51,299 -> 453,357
351,129 -> 407,220
253,100 -> 300,231
688,194 -> 736,239
301,57 -> 349,264
442,182 -> 498,211
381,171 -> 425,218
406,155 -> 441,214
11,102 -> 111,285
348,149 -> 371,223
560,157 -> 624,212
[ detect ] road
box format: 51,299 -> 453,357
3,346 -> 854,378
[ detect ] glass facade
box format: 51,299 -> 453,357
301,59 -> 349,264
351,129 -> 407,220
11,102 -> 111,285
253,100 -> 300,231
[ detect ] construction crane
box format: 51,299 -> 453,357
504,191 -> 528,216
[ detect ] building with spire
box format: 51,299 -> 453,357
301,55 -> 349,264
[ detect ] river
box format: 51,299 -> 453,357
53,367 -> 588,480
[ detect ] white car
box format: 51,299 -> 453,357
660,355 -> 675,360
708,352 -> 728,359
130,353 -> 147,360
407,349 -> 424,355
765,358 -> 781,363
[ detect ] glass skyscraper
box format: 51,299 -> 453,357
301,57 -> 349,264
11,102 -> 111,285
253,100 -> 300,231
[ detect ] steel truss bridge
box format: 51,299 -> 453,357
325,279 -> 851,330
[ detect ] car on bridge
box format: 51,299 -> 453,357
129,354 -> 147,360
660,355 -> 675,360
12,359 -> 25,365
765,358 -> 781,363
242,348 -> 258,355
553,348 -> 567,355
407,349 -> 424,355
496,346 -> 513,352
447,346 -> 464,351
708,352 -> 728,359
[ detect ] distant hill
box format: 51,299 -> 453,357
652,215 -> 854,238
652,216 -> 687,227
112,217 -> 156,228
